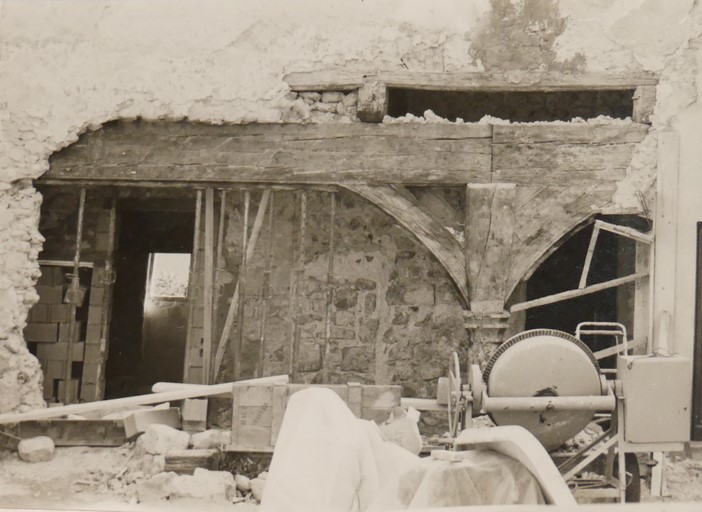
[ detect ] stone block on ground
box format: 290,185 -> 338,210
190,428 -> 227,449
137,469 -> 237,503
235,474 -> 251,492
181,399 -> 208,432
250,477 -> 266,502
140,424 -> 190,455
17,436 -> 55,463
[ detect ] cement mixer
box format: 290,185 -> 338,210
438,322 -> 691,503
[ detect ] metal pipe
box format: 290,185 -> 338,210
482,393 -> 616,412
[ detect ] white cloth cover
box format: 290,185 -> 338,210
260,387 -> 544,512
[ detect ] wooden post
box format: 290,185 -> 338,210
322,192 -> 336,378
183,190 -> 203,383
96,196 -> 117,400
289,192 -> 306,382
652,130 -> 679,353
212,190 -> 226,345
233,191 -> 250,381
257,191 -> 275,377
64,188 -> 86,404
203,188 -> 215,384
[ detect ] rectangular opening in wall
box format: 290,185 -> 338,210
387,89 -> 636,122
146,252 -> 191,299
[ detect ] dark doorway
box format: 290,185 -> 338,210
693,223 -> 702,440
106,203 -> 194,398
525,216 -> 648,365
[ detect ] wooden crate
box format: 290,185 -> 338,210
229,382 -> 401,452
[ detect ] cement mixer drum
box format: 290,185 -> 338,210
483,329 -> 602,451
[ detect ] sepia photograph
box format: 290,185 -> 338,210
0,1 -> 700,511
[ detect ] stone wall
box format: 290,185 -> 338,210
217,189 -> 468,399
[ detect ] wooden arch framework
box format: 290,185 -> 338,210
41,106 -> 651,380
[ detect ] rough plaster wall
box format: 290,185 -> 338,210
1,0 -> 701,411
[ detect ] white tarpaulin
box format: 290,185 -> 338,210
260,387 -> 546,512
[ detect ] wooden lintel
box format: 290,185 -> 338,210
284,69 -> 657,93
511,273 -> 648,313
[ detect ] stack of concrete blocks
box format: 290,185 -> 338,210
24,265 -> 84,402
81,266 -> 107,401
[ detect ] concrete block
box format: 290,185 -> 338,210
124,408 -> 182,440
37,342 -> 84,361
87,305 -> 103,325
48,304 -> 73,323
36,285 -> 64,304
85,323 -> 102,344
57,379 -> 79,403
37,267 -> 65,286
89,287 -> 104,305
189,429 -> 226,450
57,322 -> 81,342
45,360 -> 64,380
27,304 -> 50,323
18,436 -> 55,462
24,323 -> 58,343
84,343 -> 102,364
81,362 -> 101,384
182,399 -> 208,433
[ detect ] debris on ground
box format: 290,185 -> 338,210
17,436 -> 55,463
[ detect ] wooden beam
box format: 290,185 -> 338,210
257,191 -> 275,378
0,375 -> 289,425
289,192 -> 307,381
594,220 -> 653,244
212,190 -> 270,380
344,184 -> 468,305
579,224 -> 601,289
410,188 -> 464,232
64,188 -> 86,404
184,190 -> 202,383
634,242 -> 651,354
510,273 -> 648,313
466,184 -> 516,310
491,124 -> 649,144
16,420 -> 126,447
322,192 -> 336,378
203,188 -> 215,383
283,69 -> 657,92
592,338 -> 647,360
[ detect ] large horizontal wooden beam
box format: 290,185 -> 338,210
285,69 -> 657,92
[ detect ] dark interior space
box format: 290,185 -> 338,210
387,89 -> 635,122
106,201 -> 195,398
525,215 -> 649,365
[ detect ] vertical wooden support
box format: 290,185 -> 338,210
183,190 -> 203,383
97,196 -> 117,400
64,188 -> 86,404
633,241 -> 651,353
202,188 -> 215,384
652,130 -> 679,353
233,191 -> 250,381
270,381 -> 288,445
289,192 -> 306,382
322,192 -> 336,377
212,190 -> 226,342
579,225 -> 601,289
257,191 -> 275,377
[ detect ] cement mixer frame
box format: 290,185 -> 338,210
435,322 -> 690,504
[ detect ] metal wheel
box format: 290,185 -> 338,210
447,352 -> 465,437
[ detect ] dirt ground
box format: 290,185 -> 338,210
1,443 -> 701,510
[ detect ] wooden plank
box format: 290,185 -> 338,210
633,85 -> 656,124
652,131 -> 679,353
592,338 -> 646,360
0,375 -> 288,425
0,429 -> 21,451
17,420 -> 126,447
151,375 -> 288,394
257,190 -> 275,378
212,189 -> 226,360
203,188 -> 215,384
183,190 -> 202,383
492,124 -> 649,144
64,188 -> 86,404
284,69 -> 657,92
594,220 -> 653,244
411,188 -> 464,232
322,192 -> 336,378
343,184 -> 468,305
164,449 -> 220,474
376,70 -> 657,91
493,169 -> 626,186
37,259 -> 93,269
270,383 -> 288,445
634,242 -> 651,353
466,184 -> 516,308
579,225 -> 601,289
212,190 -> 270,380
234,191 -> 250,381
493,142 -> 636,171
289,192 -> 307,382
510,273 -> 648,313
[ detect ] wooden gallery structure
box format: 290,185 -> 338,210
32,71 -> 659,403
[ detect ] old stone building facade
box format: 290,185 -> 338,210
1,0 -> 701,440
